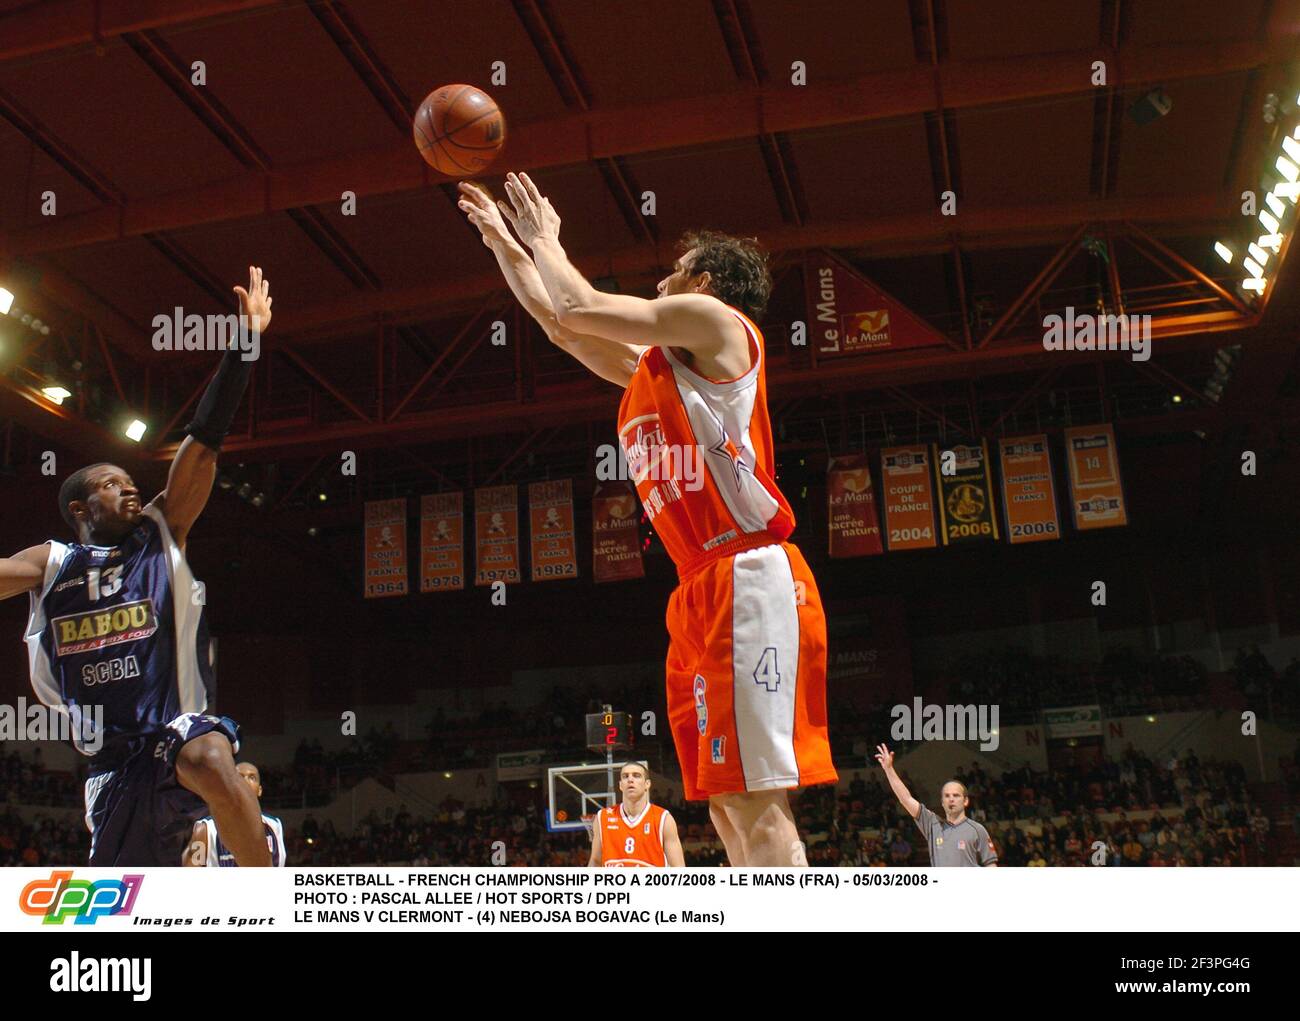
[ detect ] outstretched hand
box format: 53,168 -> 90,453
499,172 -> 561,248
233,266 -> 272,335
874,743 -> 895,771
457,181 -> 515,250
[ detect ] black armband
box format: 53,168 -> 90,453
184,348 -> 254,451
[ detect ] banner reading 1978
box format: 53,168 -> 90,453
933,441 -> 999,545
879,446 -> 937,551
528,479 -> 578,582
420,492 -> 464,592
475,485 -> 521,585
363,499 -> 408,599
998,435 -> 1061,544
827,454 -> 883,558
1064,424 -> 1129,531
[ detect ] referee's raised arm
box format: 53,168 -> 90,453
875,744 -> 921,819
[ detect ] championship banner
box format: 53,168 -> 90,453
879,446 -> 937,551
998,435 -> 1062,545
528,479 -> 578,582
420,493 -> 465,592
826,454 -> 883,558
592,482 -> 644,583
805,250 -> 950,357
474,485 -> 521,585
1064,424 -> 1129,531
933,441 -> 999,546
363,499 -> 408,599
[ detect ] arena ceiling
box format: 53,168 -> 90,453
0,0 -> 1298,507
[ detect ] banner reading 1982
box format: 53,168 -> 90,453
528,479 -> 578,582
998,435 -> 1061,544
363,499 -> 408,599
1064,424 -> 1128,531
879,446 -> 937,551
475,485 -> 521,585
420,493 -> 464,592
827,454 -> 883,558
933,441 -> 999,546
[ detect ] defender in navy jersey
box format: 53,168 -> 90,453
0,267 -> 276,867
184,763 -> 286,867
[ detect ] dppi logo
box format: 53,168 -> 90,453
19,871 -> 144,925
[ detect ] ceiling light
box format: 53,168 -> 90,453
1214,242 -> 1233,263
0,288 -> 13,315
124,419 -> 147,442
41,386 -> 72,405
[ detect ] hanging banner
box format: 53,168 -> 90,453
529,479 -> 578,582
998,435 -> 1062,545
420,492 -> 465,592
592,482 -> 644,583
475,485 -> 521,585
1064,425 -> 1129,531
826,454 -> 883,558
879,446 -> 938,551
805,250 -> 950,357
363,498 -> 408,599
933,440 -> 999,546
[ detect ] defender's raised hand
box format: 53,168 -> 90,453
500,172 -> 561,248
457,181 -> 515,250
233,265 -> 272,335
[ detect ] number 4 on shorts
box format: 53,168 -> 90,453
753,646 -> 781,692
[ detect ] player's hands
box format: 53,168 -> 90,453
457,181 -> 515,250
233,266 -> 272,335
500,172 -> 561,248
874,743 -> 895,772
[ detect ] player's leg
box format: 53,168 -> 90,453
715,789 -> 804,866
175,733 -> 270,866
708,796 -> 746,865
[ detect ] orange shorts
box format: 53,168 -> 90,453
665,541 -> 838,801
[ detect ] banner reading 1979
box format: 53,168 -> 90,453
1064,424 -> 1129,531
879,446 -> 937,551
363,499 -> 408,599
933,441 -> 999,546
475,485 -> 521,585
998,435 -> 1061,544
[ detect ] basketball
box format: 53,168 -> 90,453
413,84 -> 506,176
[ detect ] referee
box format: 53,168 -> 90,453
875,744 -> 998,867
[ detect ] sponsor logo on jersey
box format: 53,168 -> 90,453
18,870 -> 144,925
711,736 -> 726,764
958,840 -> 967,850
693,675 -> 708,734
54,577 -> 86,593
51,599 -> 158,656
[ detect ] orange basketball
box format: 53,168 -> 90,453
413,84 -> 506,177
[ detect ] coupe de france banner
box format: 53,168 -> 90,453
528,479 -> 578,582
363,499 -> 408,599
420,492 -> 465,592
998,434 -> 1062,544
474,485 -> 521,585
826,454 -> 883,558
879,446 -> 937,551
933,440 -> 999,546
1064,424 -> 1129,531
592,482 -> 644,583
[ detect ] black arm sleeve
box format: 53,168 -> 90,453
184,348 -> 254,451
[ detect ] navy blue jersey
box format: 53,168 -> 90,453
196,814 -> 287,867
24,504 -> 213,762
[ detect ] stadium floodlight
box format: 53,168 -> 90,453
1243,257 -> 1264,278
1283,135 -> 1300,165
125,419 -> 147,442
1273,182 -> 1300,202
1276,155 -> 1299,183
1259,210 -> 1280,234
1241,278 -> 1268,294
1214,242 -> 1233,263
1265,191 -> 1286,217
41,386 -> 72,405
0,288 -> 13,315
1248,243 -> 1270,266
1256,233 -> 1283,251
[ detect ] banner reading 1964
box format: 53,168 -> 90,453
474,485 -> 521,585
528,479 -> 578,582
879,446 -> 937,551
827,454 -> 883,558
592,482 -> 644,582
420,493 -> 464,592
998,435 -> 1062,544
933,441 -> 999,546
363,499 -> 408,599
1064,424 -> 1128,531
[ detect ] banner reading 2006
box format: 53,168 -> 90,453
933,441 -> 999,545
528,479 -> 578,582
364,499 -> 408,599
420,493 -> 464,592
475,485 -> 521,585
998,435 -> 1061,544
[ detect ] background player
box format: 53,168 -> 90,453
0,267 -> 274,867
875,743 -> 998,867
588,761 -> 684,867
459,174 -> 837,866
184,762 -> 287,867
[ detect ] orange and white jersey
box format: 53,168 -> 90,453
599,802 -> 669,867
616,308 -> 795,577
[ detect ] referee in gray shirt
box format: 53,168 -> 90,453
875,744 -> 998,867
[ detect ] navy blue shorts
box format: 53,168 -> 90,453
84,713 -> 241,867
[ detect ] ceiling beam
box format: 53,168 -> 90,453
6,38 -> 1286,256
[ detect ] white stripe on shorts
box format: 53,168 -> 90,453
730,545 -> 800,790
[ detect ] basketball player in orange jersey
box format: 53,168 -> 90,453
459,174 -> 837,866
588,762 -> 685,867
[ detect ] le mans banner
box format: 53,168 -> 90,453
1064,424 -> 1129,531
879,445 -> 937,551
474,485 -> 522,585
420,492 -> 465,592
827,454 -> 883,558
528,479 -> 578,582
592,482 -> 644,583
363,499 -> 408,599
932,440 -> 999,546
998,435 -> 1062,545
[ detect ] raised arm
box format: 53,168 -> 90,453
875,743 -> 921,820
0,544 -> 50,601
153,267 -> 272,547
